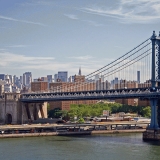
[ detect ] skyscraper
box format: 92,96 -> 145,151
54,74 -> 58,82
78,67 -> 81,76
58,71 -> 68,82
0,74 -> 5,80
137,71 -> 140,84
47,75 -> 52,83
23,72 -> 32,86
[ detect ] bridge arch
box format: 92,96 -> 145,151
6,113 -> 12,124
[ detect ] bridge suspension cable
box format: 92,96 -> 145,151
46,38 -> 152,93
85,38 -> 150,79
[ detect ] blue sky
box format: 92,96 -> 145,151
1,0 -> 160,78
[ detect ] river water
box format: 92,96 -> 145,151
0,133 -> 160,160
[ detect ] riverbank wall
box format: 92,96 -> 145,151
143,129 -> 160,141
0,129 -> 146,138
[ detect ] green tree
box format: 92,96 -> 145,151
141,106 -> 151,118
78,117 -> 85,123
48,108 -> 61,118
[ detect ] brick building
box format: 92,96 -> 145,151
49,74 -> 97,110
115,80 -> 150,106
31,81 -> 48,92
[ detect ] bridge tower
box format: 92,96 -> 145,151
149,31 -> 160,129
155,32 -> 160,127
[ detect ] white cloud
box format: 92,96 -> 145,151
80,0 -> 160,24
82,20 -> 103,27
0,52 -> 105,77
64,14 -> 78,20
20,0 -> 54,6
0,15 -> 47,26
7,45 -> 29,48
69,55 -> 94,60
0,52 -> 54,66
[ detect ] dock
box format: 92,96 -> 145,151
0,121 -> 149,138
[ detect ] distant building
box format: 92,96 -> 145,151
20,76 -> 23,84
101,75 -> 105,82
4,83 -> 12,92
0,84 -> 4,95
9,75 -> 13,84
47,75 -> 52,83
23,72 -> 32,87
49,69 -> 97,110
5,75 -> 10,84
0,74 -> 5,80
31,81 -> 48,92
137,71 -> 140,83
41,77 -> 48,82
96,78 -> 110,90
13,75 -> 17,85
68,76 -> 75,82
49,81 -> 96,110
54,74 -> 58,82
58,71 -> 68,82
95,74 -> 99,82
74,75 -> 85,83
78,67 -> 82,76
114,77 -> 118,84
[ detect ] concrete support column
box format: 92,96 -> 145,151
36,104 -> 42,119
33,103 -> 38,120
149,99 -> 159,129
25,103 -> 31,121
28,104 -> 34,121
21,103 -> 24,124
21,103 -> 29,124
42,102 -> 48,118
39,103 -> 44,118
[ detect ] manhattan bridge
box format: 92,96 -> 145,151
21,31 -> 160,130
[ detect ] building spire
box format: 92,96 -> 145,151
78,67 -> 81,75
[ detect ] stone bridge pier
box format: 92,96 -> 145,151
21,102 -> 48,124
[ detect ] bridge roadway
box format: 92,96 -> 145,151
19,87 -> 160,102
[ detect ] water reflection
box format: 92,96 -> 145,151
0,133 -> 160,160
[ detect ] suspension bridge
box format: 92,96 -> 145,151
20,31 -> 160,131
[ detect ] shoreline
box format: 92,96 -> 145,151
0,129 -> 146,138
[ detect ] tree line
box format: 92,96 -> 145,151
48,102 -> 151,120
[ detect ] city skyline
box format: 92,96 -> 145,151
1,0 -> 160,77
